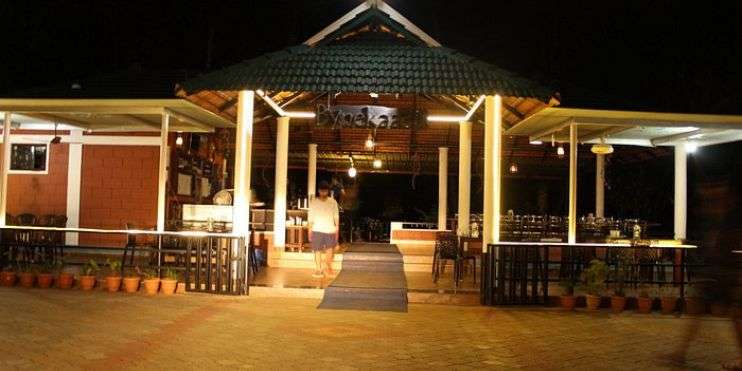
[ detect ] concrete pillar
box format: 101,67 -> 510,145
483,95 -> 503,251
233,90 -> 254,238
273,116 -> 290,249
65,129 -> 83,245
307,143 -> 317,199
0,113 -> 11,226
457,121 -> 471,236
595,153 -> 605,218
156,114 -> 170,232
674,144 -> 687,240
568,122 -> 578,244
438,147 -> 448,230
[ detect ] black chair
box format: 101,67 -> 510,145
121,223 -> 155,274
15,213 -> 36,266
433,232 -> 476,288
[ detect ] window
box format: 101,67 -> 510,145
10,144 -> 49,173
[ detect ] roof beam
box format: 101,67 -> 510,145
164,109 -> 215,132
578,126 -> 631,142
650,128 -> 724,146
304,2 -> 373,46
528,118 -> 572,141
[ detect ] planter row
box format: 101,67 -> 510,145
1,271 -> 177,295
560,294 -> 731,316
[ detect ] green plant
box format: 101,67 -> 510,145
559,277 -> 578,296
136,266 -> 158,280
637,284 -> 652,298
162,267 -> 178,281
81,259 -> 100,276
580,259 -> 608,296
659,285 -> 676,298
611,249 -> 633,297
106,259 -> 122,276
38,260 -> 56,274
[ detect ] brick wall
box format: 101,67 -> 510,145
4,143 -> 69,218
79,145 -> 159,247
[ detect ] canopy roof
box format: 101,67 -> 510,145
507,107 -> 742,147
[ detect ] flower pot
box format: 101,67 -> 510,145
78,275 -> 96,291
585,295 -> 602,311
0,271 -> 16,287
560,295 -> 576,310
104,276 -> 122,292
684,298 -> 706,315
710,303 -> 728,317
19,272 -> 35,288
57,273 -> 74,289
122,277 -> 141,293
637,297 -> 653,313
142,279 -> 160,295
660,296 -> 677,314
611,295 -> 627,313
159,279 -> 177,296
37,273 -> 54,289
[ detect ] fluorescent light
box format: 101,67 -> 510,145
685,141 -> 698,153
427,95 -> 485,123
373,159 -> 382,169
529,140 -> 543,145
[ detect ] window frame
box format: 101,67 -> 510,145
8,142 -> 51,175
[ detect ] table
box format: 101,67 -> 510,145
286,225 -> 309,252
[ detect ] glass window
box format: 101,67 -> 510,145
10,144 -> 48,172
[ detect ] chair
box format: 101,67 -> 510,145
121,223 -> 155,274
433,232 -> 476,287
15,213 -> 36,266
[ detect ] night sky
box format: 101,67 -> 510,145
2,0 -> 741,114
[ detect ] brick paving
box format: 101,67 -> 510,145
0,287 -> 738,370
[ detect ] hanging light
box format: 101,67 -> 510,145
176,132 -> 184,146
557,145 -> 565,157
685,141 -> 698,154
373,158 -> 382,169
509,163 -> 519,174
364,133 -> 375,150
348,166 -> 357,178
590,137 -> 614,154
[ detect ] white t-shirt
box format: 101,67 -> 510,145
308,197 -> 339,234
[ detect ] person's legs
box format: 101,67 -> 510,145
324,246 -> 335,275
310,232 -> 326,277
313,250 -> 323,276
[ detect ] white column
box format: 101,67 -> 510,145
595,153 -> 605,218
568,122 -> 578,244
65,129 -> 83,245
0,113 -> 11,226
273,116 -> 290,249
233,90 -> 255,238
457,121 -> 471,236
438,147 -> 448,230
674,144 -> 687,240
307,143 -> 317,200
483,95 -> 503,251
156,114 -> 169,232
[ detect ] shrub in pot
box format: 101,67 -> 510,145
122,268 -> 141,293
37,261 -> 55,289
581,259 -> 607,311
0,264 -> 16,287
140,268 -> 160,295
559,277 -> 578,310
103,259 -> 122,293
610,249 -> 633,313
57,262 -> 75,289
683,284 -> 706,315
659,286 -> 677,314
18,265 -> 36,288
159,267 -> 178,296
636,285 -> 654,314
78,260 -> 99,291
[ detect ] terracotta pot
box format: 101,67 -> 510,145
37,273 -> 54,289
1,271 -> 16,287
611,295 -> 627,313
122,277 -> 141,293
19,272 -> 35,288
560,295 -> 576,310
159,279 -> 177,296
104,276 -> 122,292
684,298 -> 706,315
660,296 -> 677,314
637,297 -> 653,314
710,303 -> 728,317
585,295 -> 602,311
142,279 -> 160,295
78,275 -> 96,291
57,273 -> 74,289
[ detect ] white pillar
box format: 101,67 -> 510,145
65,129 -> 83,245
457,121 -> 472,236
674,144 -> 687,240
307,143 -> 317,200
0,113 -> 11,226
595,153 -> 605,218
483,95 -> 503,251
438,147 -> 448,230
233,90 -> 255,238
156,114 -> 169,232
273,116 -> 290,249
568,122 -> 578,244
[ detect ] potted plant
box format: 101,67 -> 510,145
636,285 -> 654,314
122,267 -> 141,293
559,277 -> 578,310
683,283 -> 707,315
610,250 -> 633,313
18,264 -> 36,288
581,259 -> 608,311
140,268 -> 160,295
1,261 -> 17,287
103,259 -> 122,293
659,286 -> 677,314
159,267 -> 178,296
57,262 -> 75,289
37,261 -> 55,289
78,259 -> 99,291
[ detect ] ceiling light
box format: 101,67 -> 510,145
373,158 -> 382,169
529,140 -> 543,145
509,163 -> 519,174
348,166 -> 357,178
685,141 -> 698,153
590,143 -> 614,155
369,92 -> 379,98
176,132 -> 184,146
557,145 -> 565,157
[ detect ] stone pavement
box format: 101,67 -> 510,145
0,287 -> 738,370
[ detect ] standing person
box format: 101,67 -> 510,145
307,181 -> 339,278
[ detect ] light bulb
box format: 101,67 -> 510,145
557,145 -> 565,157
348,166 -> 357,178
364,135 -> 374,150
373,159 -> 382,169
176,134 -> 184,146
509,163 -> 519,174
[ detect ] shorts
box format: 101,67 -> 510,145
311,232 -> 337,252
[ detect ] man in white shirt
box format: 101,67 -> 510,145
307,181 -> 339,278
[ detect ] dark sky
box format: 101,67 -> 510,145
2,0 -> 741,113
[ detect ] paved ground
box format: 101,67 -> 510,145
0,287 -> 739,370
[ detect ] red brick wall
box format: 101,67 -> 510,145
79,146 -> 159,247
4,143 -> 69,218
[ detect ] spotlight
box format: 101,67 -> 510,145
509,163 -> 519,174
